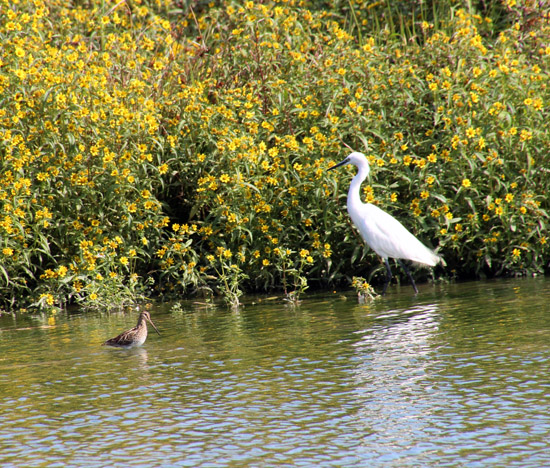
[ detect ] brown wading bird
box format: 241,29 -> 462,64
103,310 -> 160,348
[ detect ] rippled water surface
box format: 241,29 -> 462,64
2,277 -> 550,467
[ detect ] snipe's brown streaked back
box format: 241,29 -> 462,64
102,310 -> 160,348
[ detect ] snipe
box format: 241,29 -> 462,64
103,310 -> 160,348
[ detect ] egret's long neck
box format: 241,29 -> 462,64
347,165 -> 369,207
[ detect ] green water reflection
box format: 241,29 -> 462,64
1,277 -> 550,467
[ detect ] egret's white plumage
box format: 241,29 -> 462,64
329,152 -> 442,293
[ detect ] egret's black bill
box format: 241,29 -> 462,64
327,158 -> 349,171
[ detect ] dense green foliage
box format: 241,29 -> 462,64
1,0 -> 549,311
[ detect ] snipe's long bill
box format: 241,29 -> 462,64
103,310 -> 160,348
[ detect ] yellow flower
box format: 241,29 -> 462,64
120,257 -> 129,265
519,129 -> 532,141
462,179 -> 471,188
40,293 -> 54,305
2,247 -> 13,256
262,259 -> 270,266
512,248 -> 521,258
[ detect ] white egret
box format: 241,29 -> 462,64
328,152 -> 442,294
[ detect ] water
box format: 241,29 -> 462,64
1,277 -> 550,467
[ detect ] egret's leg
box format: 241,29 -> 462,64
382,258 -> 393,295
397,259 -> 419,294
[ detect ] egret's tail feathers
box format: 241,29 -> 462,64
411,249 -> 444,268
425,250 -> 444,267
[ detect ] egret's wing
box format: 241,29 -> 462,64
353,204 -> 440,266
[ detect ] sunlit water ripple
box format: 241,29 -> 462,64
1,277 -> 550,467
